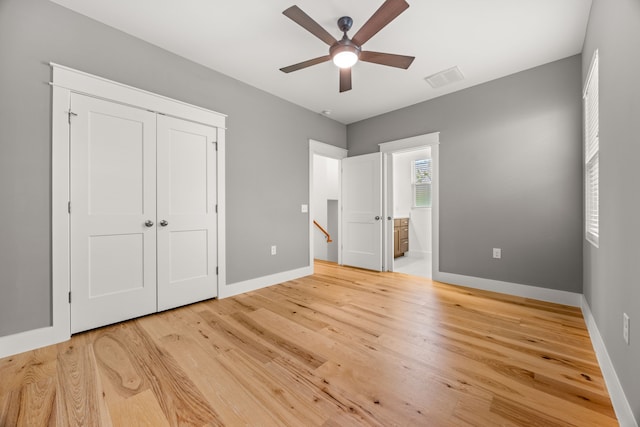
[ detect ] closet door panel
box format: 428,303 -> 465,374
70,94 -> 157,333
157,116 -> 218,310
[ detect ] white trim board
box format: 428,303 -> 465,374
0,84 -> 77,360
219,266 -> 313,299
582,296 -> 638,427
0,325 -> 70,360
310,139 -> 348,159
50,63 -> 226,128
379,132 -> 440,153
435,271 -> 582,307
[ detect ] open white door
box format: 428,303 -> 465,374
341,153 -> 383,271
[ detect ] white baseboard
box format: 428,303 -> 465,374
0,266 -> 313,359
581,297 -> 638,427
434,271 -> 582,307
0,325 -> 69,360
218,266 -> 313,299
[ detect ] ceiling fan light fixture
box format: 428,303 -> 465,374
333,50 -> 359,68
330,40 -> 360,69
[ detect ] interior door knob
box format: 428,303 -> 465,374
375,216 -> 381,220
145,220 -> 154,227
160,220 -> 168,227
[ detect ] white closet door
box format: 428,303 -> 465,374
157,115 -> 218,311
341,152 -> 383,271
70,94 -> 157,333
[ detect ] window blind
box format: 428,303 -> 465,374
584,51 -> 599,247
413,159 -> 432,208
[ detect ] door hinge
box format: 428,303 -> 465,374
216,266 -> 219,275
67,110 -> 77,124
215,204 -> 218,213
68,201 -> 71,214
213,141 -> 218,151
68,292 -> 71,303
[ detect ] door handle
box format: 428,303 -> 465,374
160,220 -> 169,227
375,216 -> 381,221
387,216 -> 392,220
145,220 -> 154,227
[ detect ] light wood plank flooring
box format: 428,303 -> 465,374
0,261 -> 617,426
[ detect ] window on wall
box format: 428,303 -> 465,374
584,50 -> 599,247
412,158 -> 432,208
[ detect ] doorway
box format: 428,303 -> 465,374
381,132 -> 440,278
308,133 -> 439,277
309,140 -> 347,269
390,148 -> 433,278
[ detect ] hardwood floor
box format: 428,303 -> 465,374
0,261 -> 618,426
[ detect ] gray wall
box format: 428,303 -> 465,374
583,0 -> 640,421
0,0 -> 346,337
348,56 -> 583,293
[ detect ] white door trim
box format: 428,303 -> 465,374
49,63 -> 226,128
309,140 -> 348,269
0,64 -> 226,359
379,132 -> 440,274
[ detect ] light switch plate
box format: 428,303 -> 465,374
623,313 -> 630,345
301,204 -> 308,213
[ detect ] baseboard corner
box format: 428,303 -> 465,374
581,296 -> 638,427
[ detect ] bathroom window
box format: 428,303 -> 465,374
412,158 -> 432,208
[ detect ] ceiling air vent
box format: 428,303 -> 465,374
424,66 -> 464,89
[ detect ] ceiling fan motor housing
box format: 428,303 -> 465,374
337,16 -> 353,33
330,37 -> 361,58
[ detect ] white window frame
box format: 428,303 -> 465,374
584,50 -> 599,248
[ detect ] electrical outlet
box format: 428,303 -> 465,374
493,248 -> 501,259
623,313 -> 630,345
271,245 -> 277,256
301,204 -> 308,213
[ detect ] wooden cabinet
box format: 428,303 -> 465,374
394,218 -> 409,258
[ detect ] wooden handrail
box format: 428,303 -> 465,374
313,220 -> 333,243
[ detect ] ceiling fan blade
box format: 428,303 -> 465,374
283,6 -> 338,46
351,0 -> 409,47
339,67 -> 352,92
360,51 -> 415,69
280,55 -> 331,73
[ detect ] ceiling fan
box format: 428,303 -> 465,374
279,0 -> 415,93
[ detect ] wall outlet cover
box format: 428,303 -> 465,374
493,248 -> 501,259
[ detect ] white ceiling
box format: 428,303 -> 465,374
50,0 -> 592,124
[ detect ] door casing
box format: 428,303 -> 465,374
379,133 -> 440,274
51,64 -> 226,342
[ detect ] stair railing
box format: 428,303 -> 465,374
313,220 -> 332,243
